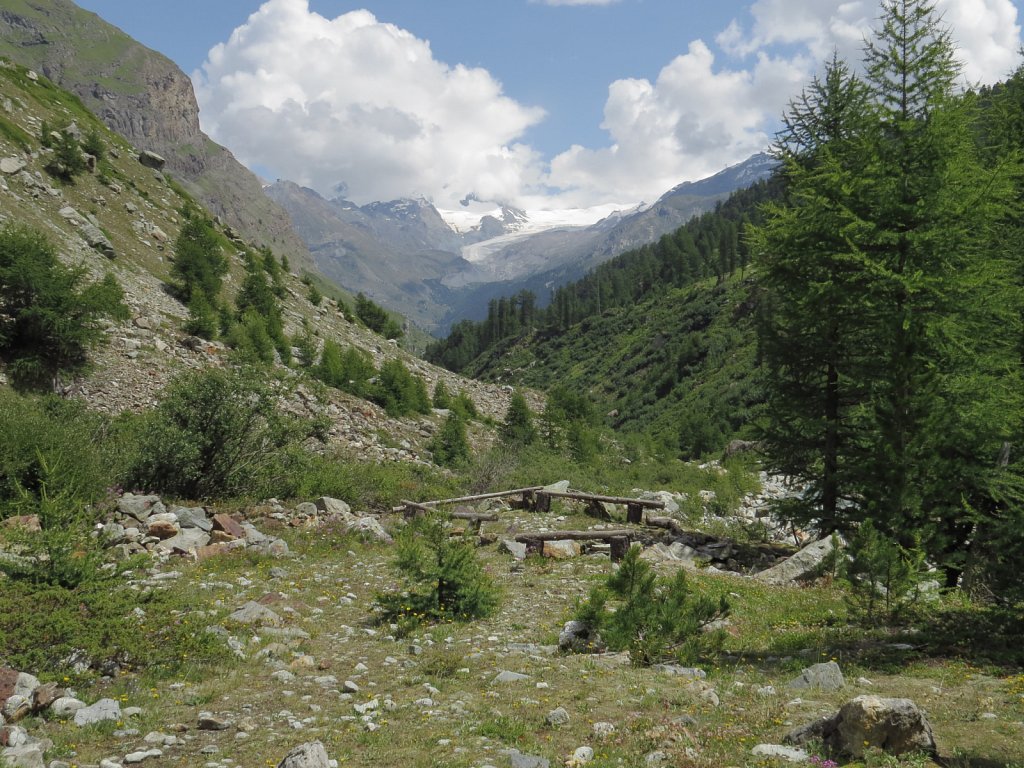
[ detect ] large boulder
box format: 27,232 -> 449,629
277,740 -> 330,768
755,535 -> 842,585
787,661 -> 845,691
785,695 -> 937,759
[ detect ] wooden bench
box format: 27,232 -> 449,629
513,529 -> 636,561
529,490 -> 665,523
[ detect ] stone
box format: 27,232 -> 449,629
1,695 -> 30,722
0,668 -> 17,701
277,740 -> 331,768
228,601 -> 283,626
546,707 -> 570,726
509,749 -> 550,768
117,494 -> 163,522
12,673 -> 38,700
80,222 -> 115,258
751,744 -> 810,762
543,540 -> 581,559
146,519 -> 179,539
0,157 -> 26,175
198,713 -> 230,730
568,746 -> 594,767
499,539 -> 528,561
124,749 -> 162,763
73,697 -> 121,726
652,664 -> 706,679
50,697 -> 86,718
787,661 -> 845,691
592,722 -> 616,739
755,535 -> 842,585
785,695 -> 937,759
639,491 -> 680,516
314,497 -> 353,520
0,725 -> 28,747
543,480 -> 571,493
492,671 -> 530,684
345,516 -> 392,544
0,744 -> 45,768
172,506 -> 213,531
212,513 -> 246,540
155,528 -> 210,554
138,151 -> 166,170
558,621 -> 604,654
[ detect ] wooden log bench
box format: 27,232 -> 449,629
529,490 -> 665,524
513,529 -> 635,561
392,487 -> 544,518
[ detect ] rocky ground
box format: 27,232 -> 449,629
3,488 -> 1023,768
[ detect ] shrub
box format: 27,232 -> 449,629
316,340 -> 375,397
375,513 -> 498,633
169,212 -> 228,303
0,224 -> 128,391
373,359 -> 431,417
430,413 -> 470,468
842,519 -> 927,625
184,288 -> 219,339
500,391 -> 537,446
45,131 -> 87,180
572,546 -> 729,666
432,380 -> 452,409
127,367 -> 322,500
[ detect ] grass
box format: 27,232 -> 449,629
3,504 -> 1022,768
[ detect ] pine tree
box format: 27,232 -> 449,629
170,213 -> 227,303
500,391 -> 537,446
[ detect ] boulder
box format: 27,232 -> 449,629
754,535 -> 842,585
138,150 -> 166,170
154,528 -> 210,554
228,601 -> 282,626
639,491 -> 680,516
314,497 -> 354,521
212,514 -> 246,540
750,744 -> 809,763
49,697 -> 86,718
0,157 -> 26,175
80,222 -> 115,258
558,620 -> 604,654
277,741 -> 331,768
1,744 -> 45,768
787,661 -> 845,691
345,516 -> 392,544
785,695 -> 937,759
73,697 -> 121,726
499,539 -> 527,561
543,540 -> 581,559
117,494 -> 164,522
172,506 -> 213,532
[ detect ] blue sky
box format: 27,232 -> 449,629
75,0 -> 1024,211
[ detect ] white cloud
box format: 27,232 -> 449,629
546,41 -> 808,205
195,0 -> 1023,212
194,0 -> 545,208
717,0 -> 1022,84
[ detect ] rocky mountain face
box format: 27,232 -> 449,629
270,154 -> 775,334
0,0 -> 315,272
0,58 -> 530,467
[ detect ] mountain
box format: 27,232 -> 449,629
270,153 -> 776,333
0,0 -> 314,272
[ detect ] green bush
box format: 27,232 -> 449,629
169,212 -> 228,304
373,359 -> 431,417
375,513 -> 498,633
44,131 -> 87,181
842,519 -> 927,625
432,380 -> 452,409
430,413 -> 470,467
316,340 -> 376,397
127,367 -> 322,500
0,224 -> 128,391
501,391 -> 537,446
573,546 -> 729,666
0,389 -> 123,505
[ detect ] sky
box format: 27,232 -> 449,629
74,0 -> 1024,214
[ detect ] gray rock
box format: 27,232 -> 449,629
509,750 -> 549,768
154,528 -> 211,554
755,535 -> 842,585
80,222 -> 115,258
172,506 -> 213,531
345,516 -> 392,544
198,713 -> 230,730
50,696 -> 86,717
652,664 -> 706,679
0,744 -> 45,768
543,480 -> 571,494
546,707 -> 570,726
639,491 -> 680,516
785,695 -> 937,759
73,697 -> 121,726
499,539 -> 528,561
314,497 -> 353,520
491,671 -> 530,684
13,673 -> 39,700
117,494 -> 164,522
138,151 -> 166,170
123,749 -> 162,764
228,601 -> 283,626
0,157 -> 26,175
277,741 -> 331,768
2,695 -> 30,722
751,744 -> 809,762
787,661 -> 845,691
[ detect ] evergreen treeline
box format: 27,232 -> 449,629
424,179 -> 780,372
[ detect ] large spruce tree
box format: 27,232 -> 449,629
755,0 -> 1022,583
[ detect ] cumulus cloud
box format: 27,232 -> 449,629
717,0 -> 1021,84
195,0 -> 1023,211
194,0 -> 545,208
546,42 -> 808,204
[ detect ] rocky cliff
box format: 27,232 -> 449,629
0,0 -> 314,271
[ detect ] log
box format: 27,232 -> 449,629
538,490 -> 666,507
451,512 -> 499,522
514,529 -> 634,543
391,487 -> 544,513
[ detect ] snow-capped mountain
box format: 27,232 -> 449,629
266,153 -> 776,333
